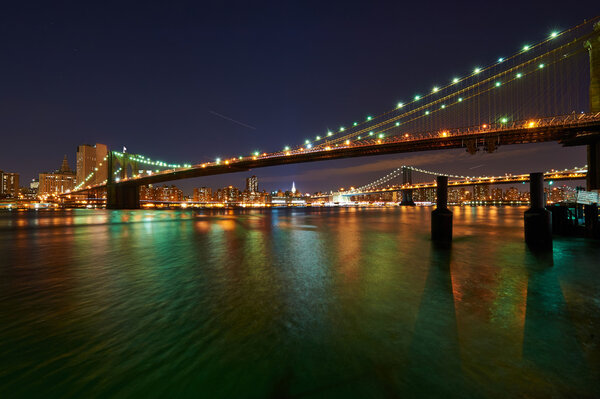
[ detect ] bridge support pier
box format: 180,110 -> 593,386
107,184 -> 140,209
524,173 -> 552,250
400,189 -> 415,206
431,176 -> 452,245
586,22 -> 600,190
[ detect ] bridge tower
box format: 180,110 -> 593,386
106,151 -> 141,209
585,21 -> 600,191
400,166 -> 415,205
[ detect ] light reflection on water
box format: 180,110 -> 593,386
0,207 -> 599,398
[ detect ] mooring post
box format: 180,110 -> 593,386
431,176 -> 452,244
524,172 -> 552,249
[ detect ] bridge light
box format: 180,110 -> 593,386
452,77 -> 459,83
378,133 -> 384,138
306,144 -> 312,149
516,73 -> 522,78
327,131 -> 332,136
357,136 -> 361,139
498,57 -> 504,62
473,67 -> 481,74
367,116 -> 372,121
482,124 -> 488,128
458,97 -> 463,102
369,131 -> 374,136
395,122 -> 400,126
522,45 -> 530,51
500,117 -> 508,123
432,86 -> 439,93
397,102 -> 404,108
353,122 -> 357,126
538,63 -> 545,69
425,110 -> 430,115
549,180 -> 554,185
440,104 -> 446,109
339,126 -> 345,131
414,95 -> 420,101
216,158 -> 221,164
345,140 -> 350,145
550,31 -> 558,38
495,81 -> 501,87
316,135 -> 321,140
404,133 -> 409,137
305,140 -> 310,144
284,146 -> 290,151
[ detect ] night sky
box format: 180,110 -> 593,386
1,1 -> 597,194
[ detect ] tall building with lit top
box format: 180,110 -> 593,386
0,170 -> 19,198
77,143 -> 108,186
38,155 -> 76,197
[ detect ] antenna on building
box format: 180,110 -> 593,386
291,182 -> 296,194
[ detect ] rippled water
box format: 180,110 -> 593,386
0,207 -> 599,398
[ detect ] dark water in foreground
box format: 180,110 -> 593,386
0,207 -> 599,398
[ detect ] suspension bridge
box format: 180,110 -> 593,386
321,165 -> 588,200
63,19 -> 600,215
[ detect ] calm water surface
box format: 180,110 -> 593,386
0,207 -> 599,398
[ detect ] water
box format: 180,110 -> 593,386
0,207 -> 599,398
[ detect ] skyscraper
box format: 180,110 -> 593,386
76,143 -> 108,186
0,170 -> 19,198
246,176 -> 258,193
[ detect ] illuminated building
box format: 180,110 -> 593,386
473,184 -> 490,201
76,143 -> 108,185
491,188 -> 503,201
0,170 -> 19,198
448,188 -> 461,204
215,186 -> 240,203
38,156 -> 76,197
156,185 -> 183,202
504,187 -> 519,201
246,176 -> 258,193
193,187 -> 212,202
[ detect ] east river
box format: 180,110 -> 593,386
0,207 -> 599,398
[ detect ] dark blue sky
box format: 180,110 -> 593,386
0,1 -> 597,193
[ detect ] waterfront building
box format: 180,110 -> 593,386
491,188 -> 503,201
473,184 -> 490,201
156,185 -> 184,202
0,170 -> 20,198
216,186 -> 240,203
76,143 -> 108,186
193,187 -> 212,202
504,187 -> 519,201
38,156 -> 76,197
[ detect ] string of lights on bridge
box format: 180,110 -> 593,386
67,18 -> 598,194
353,165 -> 588,193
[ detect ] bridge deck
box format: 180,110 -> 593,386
68,113 -> 600,194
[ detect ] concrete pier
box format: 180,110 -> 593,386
524,172 -> 552,250
401,189 -> 415,206
431,176 -> 452,244
106,184 -> 140,209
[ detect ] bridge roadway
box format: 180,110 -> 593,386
69,113 -> 600,196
